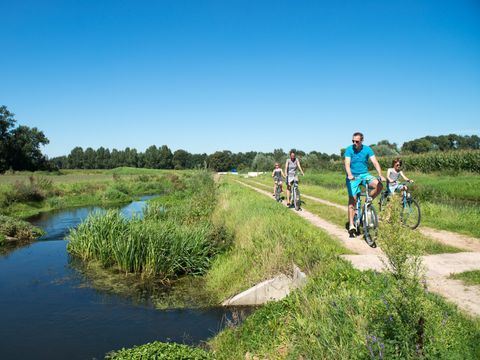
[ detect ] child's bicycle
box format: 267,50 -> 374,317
379,180 -> 421,229
352,178 -> 379,248
274,181 -> 283,202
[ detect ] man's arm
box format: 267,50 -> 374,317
297,159 -> 305,176
370,156 -> 385,182
344,157 -> 354,180
284,161 -> 289,178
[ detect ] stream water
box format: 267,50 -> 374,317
0,196 -> 240,360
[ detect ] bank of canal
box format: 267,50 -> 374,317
0,196 -> 241,360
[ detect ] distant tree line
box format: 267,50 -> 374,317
401,134 -> 480,154
2,105 -> 479,172
0,106 -> 50,172
341,135 -> 480,157
51,147 -> 341,172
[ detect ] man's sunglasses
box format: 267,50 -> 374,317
352,140 -> 362,144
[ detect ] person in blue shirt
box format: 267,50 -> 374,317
344,132 -> 385,236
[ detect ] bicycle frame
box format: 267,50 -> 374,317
354,179 -> 374,228
353,178 -> 379,247
287,177 -> 301,210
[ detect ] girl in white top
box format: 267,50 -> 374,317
387,158 -> 414,194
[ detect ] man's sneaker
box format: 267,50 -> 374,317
348,224 -> 357,237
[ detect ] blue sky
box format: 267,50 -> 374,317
1,0 -> 479,157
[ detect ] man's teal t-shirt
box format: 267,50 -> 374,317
344,144 -> 375,176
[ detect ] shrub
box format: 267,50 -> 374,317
101,188 -> 131,203
0,215 -> 44,240
106,341 -> 213,360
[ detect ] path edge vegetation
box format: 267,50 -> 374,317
105,176 -> 480,359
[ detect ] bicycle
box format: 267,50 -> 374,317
352,178 -> 379,248
287,176 -> 302,211
274,180 -> 283,202
379,180 -> 421,229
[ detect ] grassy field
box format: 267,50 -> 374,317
0,168 -> 179,218
242,170 -> 480,239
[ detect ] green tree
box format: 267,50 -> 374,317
0,105 -> 49,172
84,147 -> 96,169
158,145 -> 173,169
0,106 -> 16,172
124,147 -> 138,167
8,125 -> 49,171
68,147 -> 85,169
251,153 -> 275,171
371,140 -> 400,156
172,149 -> 192,169
208,151 -> 233,171
144,145 -> 159,168
273,148 -> 286,163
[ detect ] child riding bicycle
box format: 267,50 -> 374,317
272,163 -> 285,196
386,158 -> 414,196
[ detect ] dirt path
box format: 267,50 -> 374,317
342,253 -> 480,316
238,179 -> 480,316
236,180 -> 381,255
248,179 -> 480,252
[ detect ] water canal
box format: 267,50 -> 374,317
0,196 -> 240,360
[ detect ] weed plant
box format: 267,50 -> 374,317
67,171 -> 227,280
0,214 -> 44,241
106,341 -> 213,360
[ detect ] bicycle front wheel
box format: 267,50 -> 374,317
275,184 -> 281,202
401,198 -> 421,229
294,188 -> 300,210
362,204 -> 378,248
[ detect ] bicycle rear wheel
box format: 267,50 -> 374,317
401,198 -> 421,229
362,204 -> 378,247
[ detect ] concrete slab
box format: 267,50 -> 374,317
222,264 -> 308,306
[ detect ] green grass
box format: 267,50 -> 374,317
0,168 -> 179,218
206,182 -> 480,359
204,178 -> 350,303
106,341 -> 213,360
68,171 -> 226,280
104,178 -> 480,359
242,171 -> 480,239
239,177 -> 463,254
449,270 -> 480,286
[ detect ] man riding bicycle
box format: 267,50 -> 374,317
344,132 -> 385,236
285,149 -> 304,207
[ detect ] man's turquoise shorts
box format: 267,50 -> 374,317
346,173 -> 377,197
